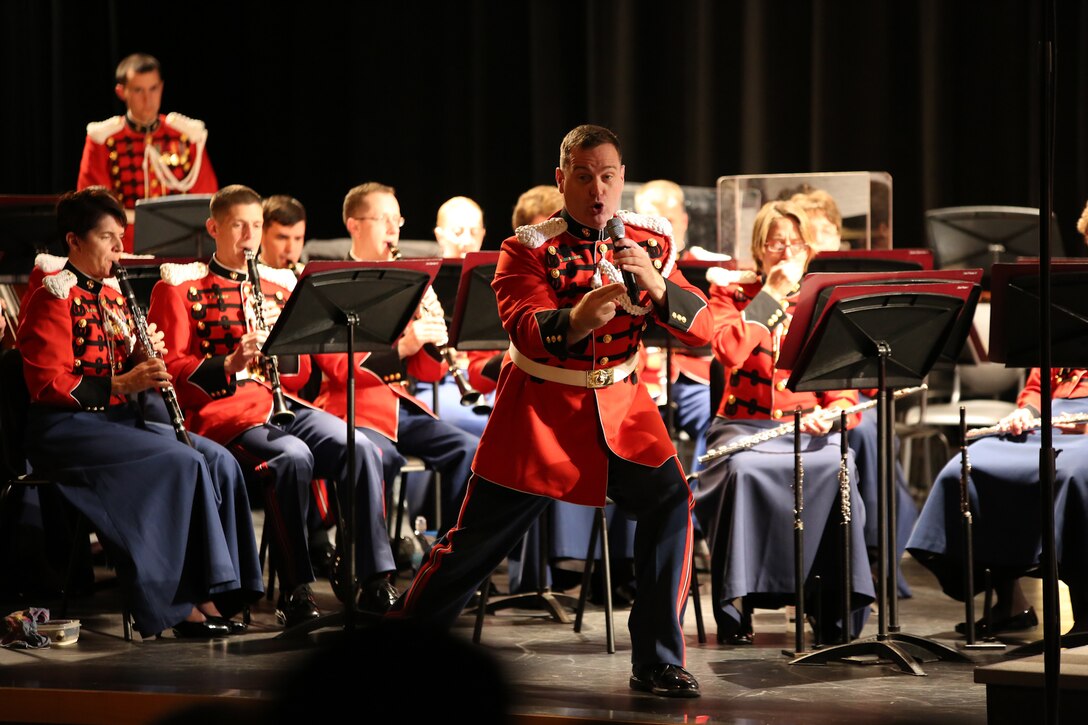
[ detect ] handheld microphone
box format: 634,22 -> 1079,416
604,217 -> 641,304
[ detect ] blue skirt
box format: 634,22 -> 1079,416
694,418 -> 876,630
907,397 -> 1088,599
27,406 -> 262,636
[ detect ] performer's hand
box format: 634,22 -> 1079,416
614,240 -> 666,305
397,316 -> 449,358
145,322 -> 168,357
998,407 -> 1034,435
262,299 -> 282,328
112,358 -> 172,395
568,282 -> 626,344
763,256 -> 806,300
225,331 -> 262,375
800,411 -> 833,436
1056,421 -> 1088,435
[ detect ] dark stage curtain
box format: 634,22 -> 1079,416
2,0 -> 1087,253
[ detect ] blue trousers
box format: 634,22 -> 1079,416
230,404 -> 394,590
359,402 -> 477,536
393,453 -> 695,670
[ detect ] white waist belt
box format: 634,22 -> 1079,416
509,344 -> 638,389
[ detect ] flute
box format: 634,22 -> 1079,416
698,385 -> 927,464
965,412 -> 1088,440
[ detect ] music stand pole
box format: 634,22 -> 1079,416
957,406 -> 1006,651
342,312 -> 359,629
265,262 -> 437,637
783,409 -> 808,657
446,254 -> 576,621
838,410 -> 852,645
786,282 -> 977,674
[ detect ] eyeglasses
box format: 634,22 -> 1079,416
764,239 -> 808,254
353,215 -> 405,229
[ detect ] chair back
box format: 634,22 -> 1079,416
0,348 -> 32,478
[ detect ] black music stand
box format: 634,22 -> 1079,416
782,273 -> 979,674
448,252 -> 506,351
989,263 -> 1088,656
807,249 -> 933,275
990,262 -> 1088,368
925,206 -> 1063,288
263,259 -> 438,636
117,257 -> 198,310
133,195 -> 215,257
0,195 -> 64,283
446,252 -> 577,628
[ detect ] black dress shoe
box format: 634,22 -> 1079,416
629,664 -> 700,698
310,541 -> 336,579
956,607 -> 1038,637
717,629 -> 754,645
205,616 -> 247,635
172,619 -> 231,639
358,577 -> 399,615
276,585 -> 321,628
716,609 -> 754,645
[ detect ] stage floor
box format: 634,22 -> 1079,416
0,522 -> 1072,725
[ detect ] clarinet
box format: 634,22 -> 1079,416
698,384 -> 927,464
392,242 -> 488,412
243,250 -> 296,425
111,262 -> 194,447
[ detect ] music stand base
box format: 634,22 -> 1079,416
484,591 -> 578,624
790,632 -> 970,675
275,608 -> 382,639
1006,631 -> 1088,658
961,641 -> 1008,651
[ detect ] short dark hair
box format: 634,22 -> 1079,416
210,185 -> 262,221
559,125 -> 622,170
263,195 -> 307,227
115,53 -> 161,85
56,187 -> 126,240
343,182 -> 396,226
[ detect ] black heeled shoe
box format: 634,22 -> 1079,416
716,609 -> 754,645
172,619 -> 231,639
955,607 -> 1038,637
204,616 -> 247,635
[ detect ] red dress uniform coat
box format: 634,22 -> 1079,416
471,210 -> 713,506
466,349 -> 507,395
708,269 -> 859,424
147,258 -> 308,444
1018,368 -> 1088,413
18,253 -> 70,327
77,113 -> 218,252
19,265 -> 136,410
313,345 -> 446,442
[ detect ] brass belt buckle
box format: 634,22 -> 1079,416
587,367 -> 614,388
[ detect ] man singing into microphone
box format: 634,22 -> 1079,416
391,124 -> 712,698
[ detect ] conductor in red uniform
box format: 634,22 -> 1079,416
391,125 -> 712,698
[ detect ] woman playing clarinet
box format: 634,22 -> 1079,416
17,187 -> 261,638
694,200 -> 875,645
